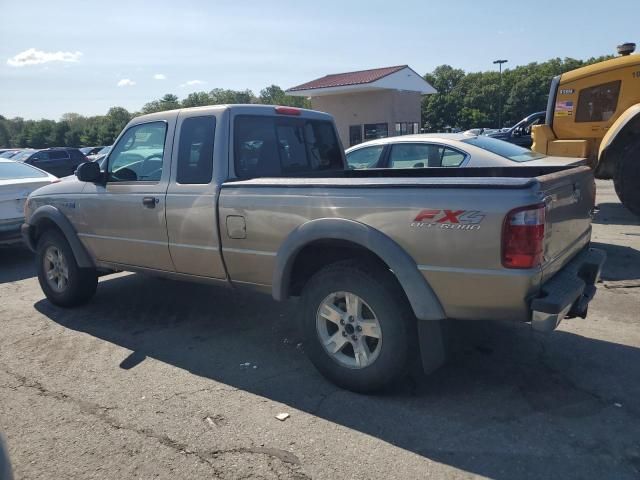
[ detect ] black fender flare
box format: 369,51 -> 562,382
24,205 -> 95,269
272,218 -> 445,321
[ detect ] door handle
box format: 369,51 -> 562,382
142,197 -> 159,208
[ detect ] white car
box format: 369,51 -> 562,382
345,133 -> 585,170
0,159 -> 58,245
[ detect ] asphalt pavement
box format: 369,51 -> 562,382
1,180 -> 639,479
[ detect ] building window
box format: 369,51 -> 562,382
575,80 -> 621,123
364,123 -> 388,140
394,122 -> 420,136
349,125 -> 363,146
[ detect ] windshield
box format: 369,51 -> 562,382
0,161 -> 49,180
461,136 -> 545,162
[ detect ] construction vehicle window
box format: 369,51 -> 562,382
575,80 -> 621,123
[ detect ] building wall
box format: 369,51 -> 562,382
310,90 -> 422,147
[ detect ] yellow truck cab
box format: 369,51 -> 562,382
532,43 -> 640,215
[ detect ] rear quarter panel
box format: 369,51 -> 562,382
219,181 -> 544,321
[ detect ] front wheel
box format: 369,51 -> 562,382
36,230 -> 98,307
613,142 -> 640,216
300,260 -> 415,393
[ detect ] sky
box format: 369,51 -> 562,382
1,0 -> 638,120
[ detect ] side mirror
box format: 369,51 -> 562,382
76,161 -> 102,182
512,128 -> 522,137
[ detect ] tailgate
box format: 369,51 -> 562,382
537,166 -> 595,282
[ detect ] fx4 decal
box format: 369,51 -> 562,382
411,209 -> 486,230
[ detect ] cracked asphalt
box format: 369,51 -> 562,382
1,180 -> 639,479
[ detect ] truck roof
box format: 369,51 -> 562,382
133,104 -> 334,124
561,53 -> 640,83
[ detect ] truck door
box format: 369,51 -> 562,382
78,120 -> 175,271
165,113 -> 226,279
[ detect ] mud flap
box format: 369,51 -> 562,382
417,319 -> 448,375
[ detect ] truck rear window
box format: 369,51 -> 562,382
234,115 -> 343,178
461,136 -> 545,162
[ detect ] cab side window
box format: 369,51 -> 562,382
31,151 -> 50,162
176,116 -> 215,184
389,144 -> 432,168
575,80 -> 621,123
389,143 -> 465,168
346,145 -> 384,169
108,122 -> 167,182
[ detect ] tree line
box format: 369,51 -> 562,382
421,55 -> 612,131
0,55 -> 613,148
0,85 -> 308,148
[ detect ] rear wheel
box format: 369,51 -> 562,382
300,260 -> 415,393
613,142 -> 640,216
36,230 -> 98,307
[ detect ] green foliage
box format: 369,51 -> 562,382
421,55 -> 613,131
259,85 -> 310,108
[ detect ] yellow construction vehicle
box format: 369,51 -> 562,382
532,42 -> 640,215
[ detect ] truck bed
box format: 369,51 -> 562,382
223,165 -> 588,189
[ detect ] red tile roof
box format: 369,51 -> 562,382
287,65 -> 408,92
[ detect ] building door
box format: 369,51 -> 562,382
349,125 -> 362,146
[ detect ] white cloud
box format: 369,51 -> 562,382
153,73 -> 166,80
7,48 -> 82,67
117,78 -> 136,87
180,79 -> 206,88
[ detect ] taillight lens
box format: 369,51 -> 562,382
502,203 -> 546,269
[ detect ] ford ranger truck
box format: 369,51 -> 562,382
22,105 -> 605,393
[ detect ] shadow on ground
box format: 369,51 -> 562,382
35,272 -> 640,480
592,241 -> 640,281
593,202 -> 640,226
0,245 -> 35,284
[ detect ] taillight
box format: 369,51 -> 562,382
274,106 -> 301,116
502,203 -> 546,269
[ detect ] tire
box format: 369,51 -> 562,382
300,260 -> 415,393
613,141 -> 640,216
36,230 -> 98,307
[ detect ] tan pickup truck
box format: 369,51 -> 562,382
22,105 -> 605,392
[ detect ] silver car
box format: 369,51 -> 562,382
0,159 -> 58,245
345,133 -> 585,170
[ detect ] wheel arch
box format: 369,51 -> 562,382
596,104 -> 640,179
272,218 -> 446,321
26,205 -> 95,269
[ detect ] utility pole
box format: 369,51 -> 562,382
493,59 -> 508,129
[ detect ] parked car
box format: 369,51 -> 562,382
0,159 -> 58,245
87,145 -> 111,163
0,150 -> 23,159
22,105 -> 604,393
345,133 -> 585,170
486,111 -> 545,148
80,146 -> 106,157
17,147 -> 89,177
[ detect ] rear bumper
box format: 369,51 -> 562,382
531,247 -> 606,332
0,218 -> 24,245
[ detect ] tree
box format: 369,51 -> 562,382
141,94 -> 180,114
182,91 -> 213,108
421,65 -> 465,131
259,85 -> 309,108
